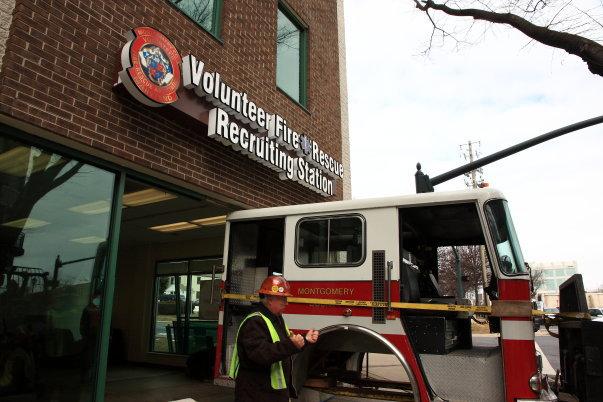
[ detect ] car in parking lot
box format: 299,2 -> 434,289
532,301 -> 544,331
158,293 -> 185,302
589,308 -> 603,322
543,307 -> 559,319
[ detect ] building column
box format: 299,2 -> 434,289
337,0 -> 351,200
0,0 -> 16,73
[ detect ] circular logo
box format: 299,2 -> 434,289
278,287 -> 284,293
272,285 -> 279,293
119,27 -> 181,107
139,44 -> 174,87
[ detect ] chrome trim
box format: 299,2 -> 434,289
318,324 -> 420,402
210,264 -> 217,304
387,260 -> 393,311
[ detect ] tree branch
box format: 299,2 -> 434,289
414,0 -> 603,76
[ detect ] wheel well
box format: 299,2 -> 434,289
292,324 -> 420,401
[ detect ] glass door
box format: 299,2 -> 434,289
151,258 -> 221,354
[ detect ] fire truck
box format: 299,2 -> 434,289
214,120 -> 603,402
212,187 -> 603,402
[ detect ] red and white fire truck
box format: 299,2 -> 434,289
213,188 -> 602,402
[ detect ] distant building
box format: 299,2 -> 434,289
530,260 -> 578,308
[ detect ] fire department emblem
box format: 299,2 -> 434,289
272,285 -> 279,293
300,134 -> 312,156
118,27 -> 181,107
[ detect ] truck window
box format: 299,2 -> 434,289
296,215 -> 364,267
484,200 -> 527,276
399,203 -> 494,303
227,219 -> 285,295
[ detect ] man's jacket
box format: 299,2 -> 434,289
233,303 -> 301,402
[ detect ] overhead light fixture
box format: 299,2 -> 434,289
0,146 -> 62,176
68,200 -> 111,215
122,188 -> 177,207
190,215 -> 227,226
149,215 -> 228,233
2,218 -> 50,229
70,236 -> 106,244
150,221 -> 200,233
0,147 -> 30,176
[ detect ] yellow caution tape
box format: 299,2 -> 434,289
222,293 -> 546,316
555,312 -> 591,319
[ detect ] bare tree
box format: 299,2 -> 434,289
438,245 -> 488,304
277,19 -> 299,49
412,0 -> 603,77
173,0 -> 213,30
0,141 -> 83,279
530,267 -> 545,299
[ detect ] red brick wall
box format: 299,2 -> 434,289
0,0 -> 343,206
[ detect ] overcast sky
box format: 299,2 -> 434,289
344,0 -> 603,290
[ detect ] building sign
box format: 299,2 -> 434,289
118,27 -> 181,107
118,27 -> 343,197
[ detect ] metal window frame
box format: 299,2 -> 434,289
167,0 -> 224,42
0,124 -> 124,402
294,214 -> 366,268
0,123 -> 228,401
483,199 -> 530,278
149,255 -> 223,355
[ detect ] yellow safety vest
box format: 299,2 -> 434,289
228,311 -> 290,390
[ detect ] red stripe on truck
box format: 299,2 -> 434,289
501,338 -> 538,401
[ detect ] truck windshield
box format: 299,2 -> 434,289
484,199 -> 527,276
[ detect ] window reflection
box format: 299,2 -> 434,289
151,258 -> 221,355
485,200 -> 527,276
277,8 -> 303,102
0,136 -> 115,400
297,216 -> 364,266
170,0 -> 217,33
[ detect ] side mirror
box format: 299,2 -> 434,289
500,255 -> 513,272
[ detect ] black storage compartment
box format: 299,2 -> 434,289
559,320 -> 603,401
558,274 -> 603,401
405,316 -> 469,354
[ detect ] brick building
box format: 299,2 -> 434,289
0,1 -> 349,400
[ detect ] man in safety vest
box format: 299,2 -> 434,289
229,275 -> 319,402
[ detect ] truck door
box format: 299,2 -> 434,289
219,218 -> 285,376
398,202 -> 506,402
282,208 -> 400,330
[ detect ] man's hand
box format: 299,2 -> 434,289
305,329 -> 319,344
290,333 -> 305,349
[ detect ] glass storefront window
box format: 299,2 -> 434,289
0,136 -> 116,400
151,258 -> 221,354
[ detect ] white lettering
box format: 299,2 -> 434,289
248,102 -> 257,123
202,72 -> 214,95
145,53 -> 346,197
207,108 -> 229,139
229,121 -> 239,145
182,55 -> 204,89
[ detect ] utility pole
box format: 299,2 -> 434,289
459,141 -> 490,306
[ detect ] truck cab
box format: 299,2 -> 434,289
214,188 -> 544,401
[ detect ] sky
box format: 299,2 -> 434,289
343,0 -> 603,290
